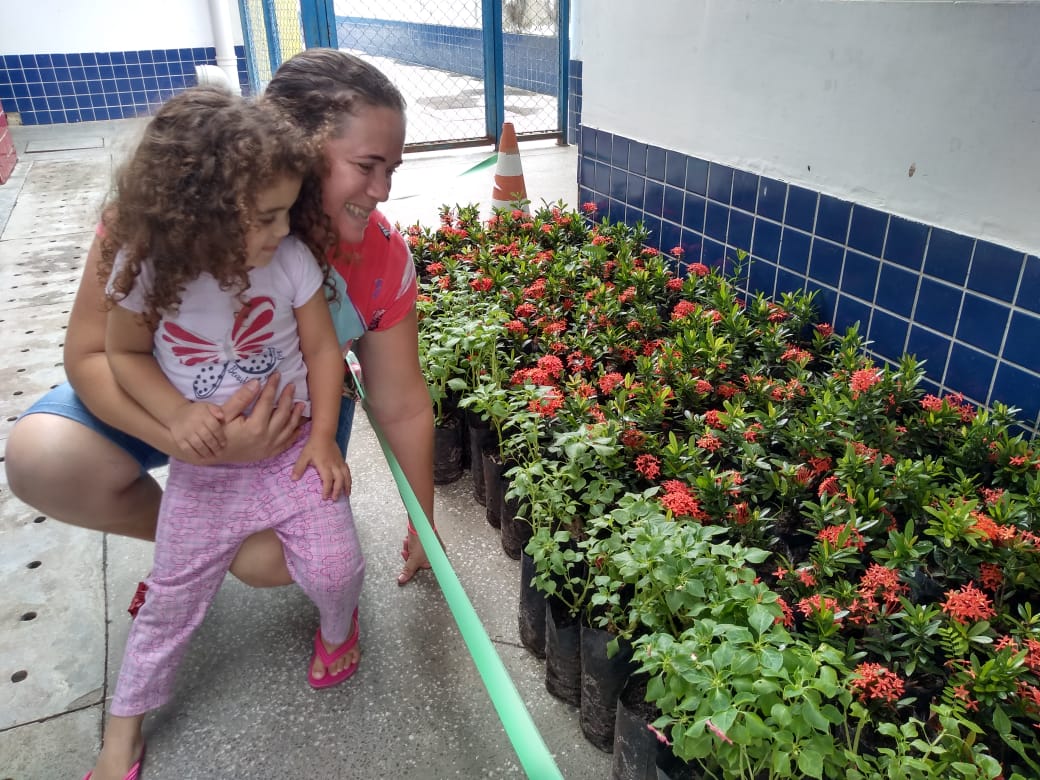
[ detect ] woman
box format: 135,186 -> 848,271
5,48 -> 436,589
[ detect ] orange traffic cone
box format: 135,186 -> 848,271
491,122 -> 528,213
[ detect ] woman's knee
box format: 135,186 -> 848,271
230,530 -> 294,588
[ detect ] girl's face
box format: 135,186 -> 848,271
321,104 -> 406,244
245,174 -> 303,268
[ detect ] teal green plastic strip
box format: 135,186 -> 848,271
344,352 -> 563,780
459,153 -> 499,176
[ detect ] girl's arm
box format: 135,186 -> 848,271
65,233 -> 304,463
291,289 -> 351,499
105,304 -> 226,458
354,307 -> 439,582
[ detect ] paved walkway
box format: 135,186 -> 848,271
0,118 -> 606,779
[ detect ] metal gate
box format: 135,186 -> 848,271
239,0 -> 569,149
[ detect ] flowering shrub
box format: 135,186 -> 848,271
410,201 -> 1040,778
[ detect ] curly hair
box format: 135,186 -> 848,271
102,86 -> 333,322
264,49 -> 407,260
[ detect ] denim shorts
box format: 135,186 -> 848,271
20,382 -> 356,472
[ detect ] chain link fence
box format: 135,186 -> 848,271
239,0 -> 307,92
239,1 -> 562,148
334,0 -> 560,147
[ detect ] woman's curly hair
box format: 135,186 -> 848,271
264,48 -> 407,262
101,86 -> 334,322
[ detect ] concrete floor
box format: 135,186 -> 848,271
0,117 -> 607,779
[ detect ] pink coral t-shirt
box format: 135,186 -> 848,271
327,210 -> 416,352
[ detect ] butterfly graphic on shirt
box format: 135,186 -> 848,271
160,296 -> 282,400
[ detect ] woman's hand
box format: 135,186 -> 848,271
292,435 -> 352,501
172,372 -> 304,465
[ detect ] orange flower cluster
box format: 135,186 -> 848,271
941,582 -> 996,624
850,662 -> 905,705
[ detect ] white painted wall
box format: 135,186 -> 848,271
0,0 -> 243,54
581,0 -> 1040,255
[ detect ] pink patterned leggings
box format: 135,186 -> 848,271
111,431 -> 364,716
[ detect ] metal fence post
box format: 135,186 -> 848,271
557,0 -> 570,143
301,0 -> 338,49
481,0 -> 505,144
261,0 -> 283,73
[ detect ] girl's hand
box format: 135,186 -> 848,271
169,402 -> 226,458
292,436 -> 351,500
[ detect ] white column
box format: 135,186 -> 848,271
209,0 -> 242,95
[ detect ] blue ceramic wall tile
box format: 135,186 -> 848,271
579,157 -> 595,190
751,219 -> 781,263
643,215 -> 662,248
703,239 -> 726,268
707,162 -> 733,204
806,281 -> 838,323
991,362 -> 1040,425
627,173 -> 646,211
776,269 -> 806,297
842,249 -> 880,303
945,344 -> 995,404
680,230 -> 703,263
1003,311 -> 1040,372
611,135 -> 629,169
816,194 -> 852,244
644,179 -> 664,217
808,238 -> 843,288
646,145 -> 666,181
884,216 -> 928,271
756,177 -> 786,222
663,185 -> 684,224
660,221 -> 682,255
665,150 -> 686,189
704,202 -> 729,242
869,309 -> 909,357
683,193 -> 706,234
924,227 -> 974,286
685,157 -> 708,196
906,325 -> 951,383
1015,255 -> 1040,315
848,205 -> 887,256
728,210 -> 753,253
967,239 -> 1024,302
875,263 -> 918,317
914,277 -> 962,334
609,166 -> 627,201
779,227 -> 810,275
628,141 -> 646,176
955,293 -> 1008,355
835,294 -> 872,336
748,259 -> 777,298
784,185 -> 817,232
731,169 -> 758,213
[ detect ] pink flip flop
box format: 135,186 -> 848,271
82,746 -> 146,780
308,608 -> 360,689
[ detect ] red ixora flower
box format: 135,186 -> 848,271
582,201 -> 598,214
941,582 -> 996,624
817,523 -> 866,552
634,454 -> 661,480
850,368 -> 881,397
849,663 -> 905,705
689,262 -> 710,277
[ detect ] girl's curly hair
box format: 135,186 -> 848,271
101,86 -> 334,322
264,48 -> 407,263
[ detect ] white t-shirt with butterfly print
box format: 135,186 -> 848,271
108,236 -> 324,417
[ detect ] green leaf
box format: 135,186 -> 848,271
797,747 -> 824,779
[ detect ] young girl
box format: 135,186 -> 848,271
84,87 -> 365,780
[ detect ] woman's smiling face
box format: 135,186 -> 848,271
321,104 -> 406,244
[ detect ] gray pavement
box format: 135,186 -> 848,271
0,118 -> 602,779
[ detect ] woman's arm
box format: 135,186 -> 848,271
64,233 -> 304,463
291,289 -> 351,499
354,308 -> 438,582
